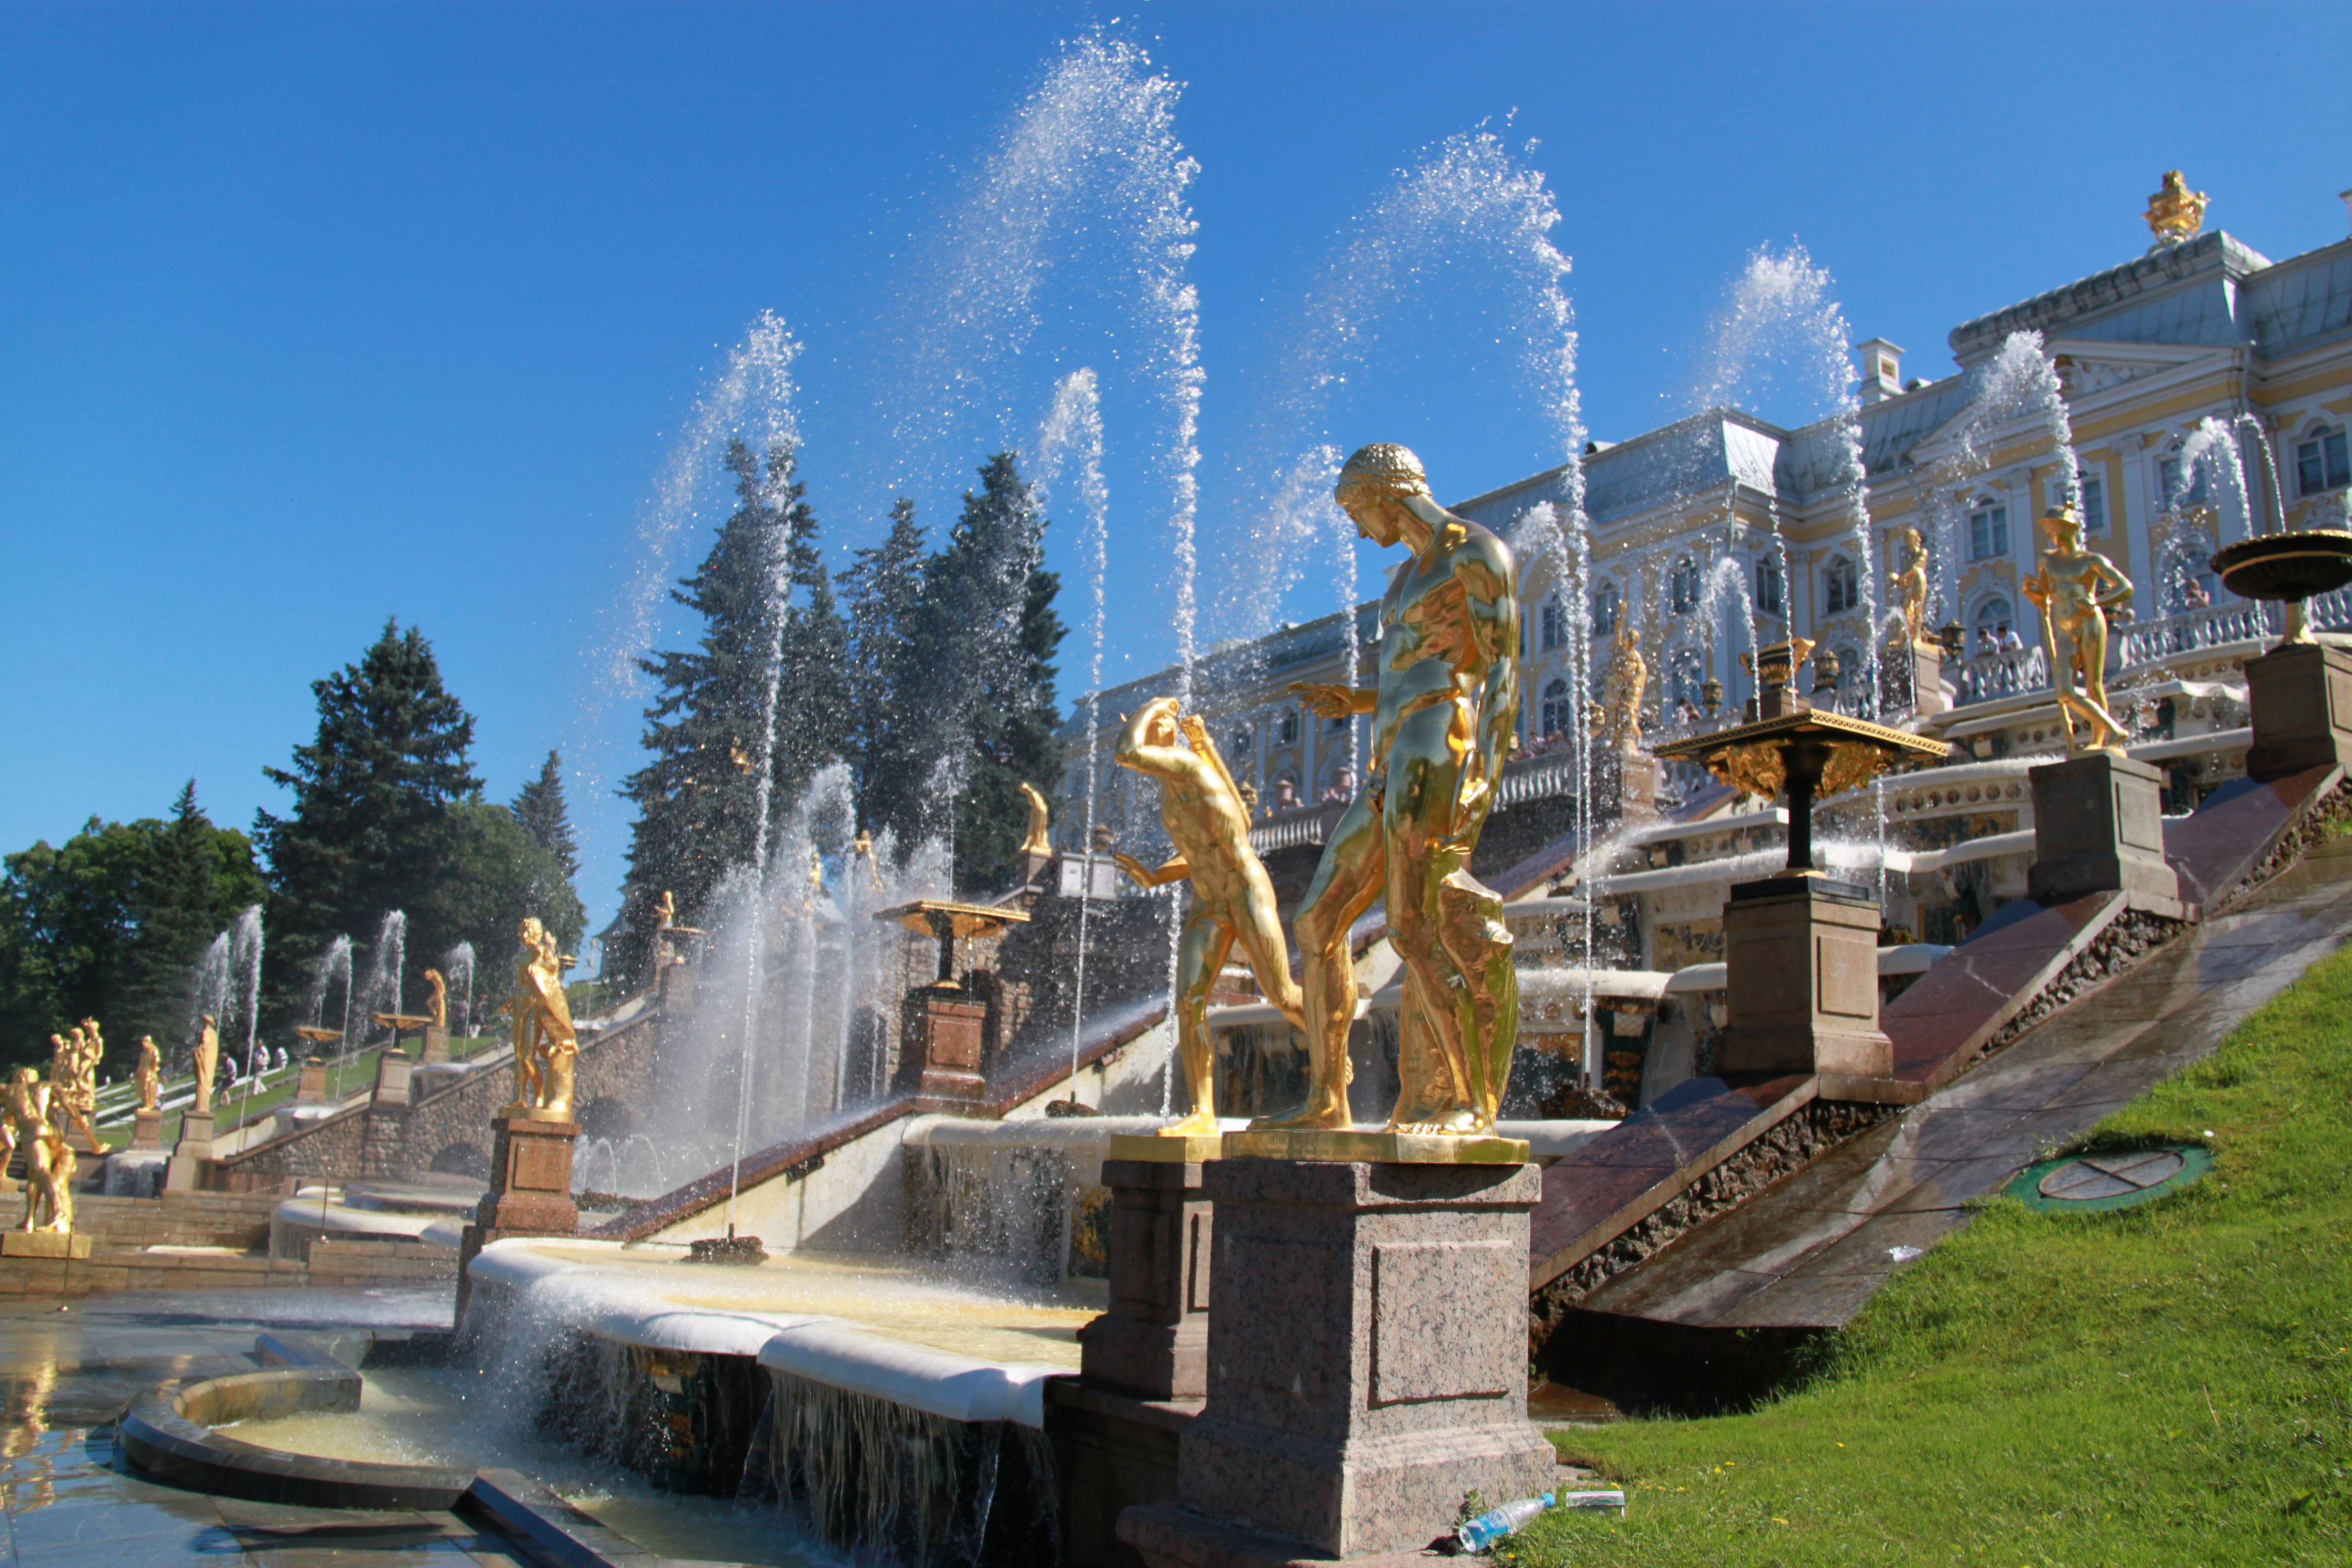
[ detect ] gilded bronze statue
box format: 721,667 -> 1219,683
1276,443 -> 1521,1136
3,1068 -> 73,1233
424,968 -> 448,1031
1018,782 -> 1054,858
1889,526 -> 1931,649
191,1014 -> 219,1115
1112,697 -> 1307,1136
2021,504 -> 2133,754
136,1035 -> 161,1114
1596,621 -> 1648,752
2145,170 -> 2208,246
505,917 -> 580,1119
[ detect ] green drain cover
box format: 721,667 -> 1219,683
2006,1144 -> 2212,1213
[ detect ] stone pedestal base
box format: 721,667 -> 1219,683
1588,748 -> 1657,826
1165,1160 -> 1554,1559
421,1026 -> 451,1064
2245,642 -> 2352,782
0,1232 -> 92,1260
373,1051 -> 413,1107
165,1110 -> 217,1194
457,1115 -> 582,1329
295,1060 -> 330,1104
1052,1383 -> 1197,1568
2028,751 -> 2184,910
1082,1158 -> 1214,1402
1720,877 -> 1892,1080
130,1108 -> 163,1151
1882,640 -> 1948,719
901,984 -> 987,1102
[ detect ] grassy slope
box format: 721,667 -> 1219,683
1514,940 -> 2352,1568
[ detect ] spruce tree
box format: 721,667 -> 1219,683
511,750 -> 580,881
255,620 -> 482,1015
117,782 -> 238,1052
838,497 -> 928,841
617,440 -> 839,983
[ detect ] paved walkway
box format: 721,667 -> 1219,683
0,1287 -> 537,1567
1579,834 -> 2352,1331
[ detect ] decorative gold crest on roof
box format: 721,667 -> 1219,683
2145,171 -> 2207,247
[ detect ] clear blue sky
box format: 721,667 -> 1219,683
4,0 -> 2346,939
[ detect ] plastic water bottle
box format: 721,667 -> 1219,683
1455,1492 -> 1554,1554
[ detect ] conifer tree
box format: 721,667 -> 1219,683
511,750 -> 580,881
255,619 -> 482,1014
838,496 -> 928,840
117,782 -> 243,1051
616,440 -> 844,981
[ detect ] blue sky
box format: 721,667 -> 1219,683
4,0 -> 2346,939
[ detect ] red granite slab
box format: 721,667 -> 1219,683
1881,891 -> 2122,1083
2166,764 -> 2338,907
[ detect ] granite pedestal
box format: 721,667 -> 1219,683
421,1025 -> 451,1064
456,1114 -> 581,1326
2027,751 -> 2184,911
165,1108 -> 217,1194
295,1059 -> 330,1104
1589,748 -> 1657,826
2244,641 -> 2352,782
1138,1159 -> 1555,1561
0,1231 -> 92,1260
1882,639 -> 1948,719
1081,1156 -> 1215,1401
373,1050 -> 413,1107
130,1106 -> 164,1150
902,984 -> 988,1102
1719,877 -> 1892,1081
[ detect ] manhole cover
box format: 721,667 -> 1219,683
2008,1144 -> 2211,1212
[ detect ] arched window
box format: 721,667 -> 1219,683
2159,441 -> 2211,511
1277,710 -> 1299,746
1591,580 -> 1620,638
1971,597 -> 2013,655
2297,425 -> 2350,495
1540,595 -> 1566,650
1669,558 -> 1700,615
1540,678 -> 1573,738
1756,554 -> 1784,616
1824,555 -> 1859,614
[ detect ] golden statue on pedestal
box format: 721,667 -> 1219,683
504,917 -> 579,1119
1596,622 -> 1648,753
2022,504 -> 2134,755
424,968 -> 448,1031
1114,698 -> 1307,1136
1889,526 -> 1931,649
1274,443 -> 1521,1137
191,1014 -> 220,1115
1018,782 -> 1055,858
2145,170 -> 2208,247
2,1069 -> 73,1233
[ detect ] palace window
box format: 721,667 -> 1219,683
1833,645 -> 1861,693
1540,678 -> 1573,738
1968,503 -> 2009,561
2054,468 -> 2107,533
1277,710 -> 1298,746
1667,647 -> 1704,709
1227,727 -> 1252,758
1756,554 -> 1784,615
1668,558 -> 1701,615
1540,595 -> 1567,650
1823,555 -> 1859,614
2297,428 -> 2350,495
1971,597 -> 2014,653
2158,453 -> 2210,510
1591,580 -> 1621,638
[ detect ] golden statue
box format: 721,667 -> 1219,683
805,848 -> 826,912
854,831 -> 884,890
1112,698 -> 1308,1136
505,917 -> 579,1119
1889,526 -> 1931,649
1278,443 -> 1520,1135
1596,621 -> 1648,753
2145,170 -> 2207,247
191,1013 -> 219,1116
424,968 -> 448,1031
53,1023 -> 100,1149
1018,782 -> 1054,858
2,1069 -> 73,1233
2021,504 -> 2134,754
136,1035 -> 161,1114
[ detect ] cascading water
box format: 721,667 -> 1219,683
306,933 -> 355,1047
357,911 -> 408,1055
1931,330 -> 2083,621
1033,368 -> 1111,1102
444,941 -> 476,1036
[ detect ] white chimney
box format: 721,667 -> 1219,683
1855,339 -> 1905,405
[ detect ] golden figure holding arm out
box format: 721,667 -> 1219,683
1113,698 -> 1307,1136
2021,504 -> 2134,755
1889,526 -> 1931,649
505,918 -> 580,1118
192,1014 -> 219,1115
1274,442 -> 1521,1136
4,1068 -> 74,1233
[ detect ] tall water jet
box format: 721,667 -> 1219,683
358,911 -> 408,1053
444,941 -> 476,1036
1033,368 -> 1111,1100
306,934 -> 355,1046
1933,330 -> 2083,620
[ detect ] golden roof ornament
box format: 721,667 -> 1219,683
2145,170 -> 2207,248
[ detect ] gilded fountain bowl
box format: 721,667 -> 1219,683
2210,530 -> 2352,603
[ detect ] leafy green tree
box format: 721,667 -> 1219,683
838,496 -> 928,838
415,798 -> 586,984
616,440 -> 843,984
511,750 -> 580,881
254,619 -> 482,1019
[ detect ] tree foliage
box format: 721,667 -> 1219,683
512,749 -> 580,881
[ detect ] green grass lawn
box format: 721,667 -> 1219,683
98,1032 -> 506,1148
1510,940 -> 2352,1568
